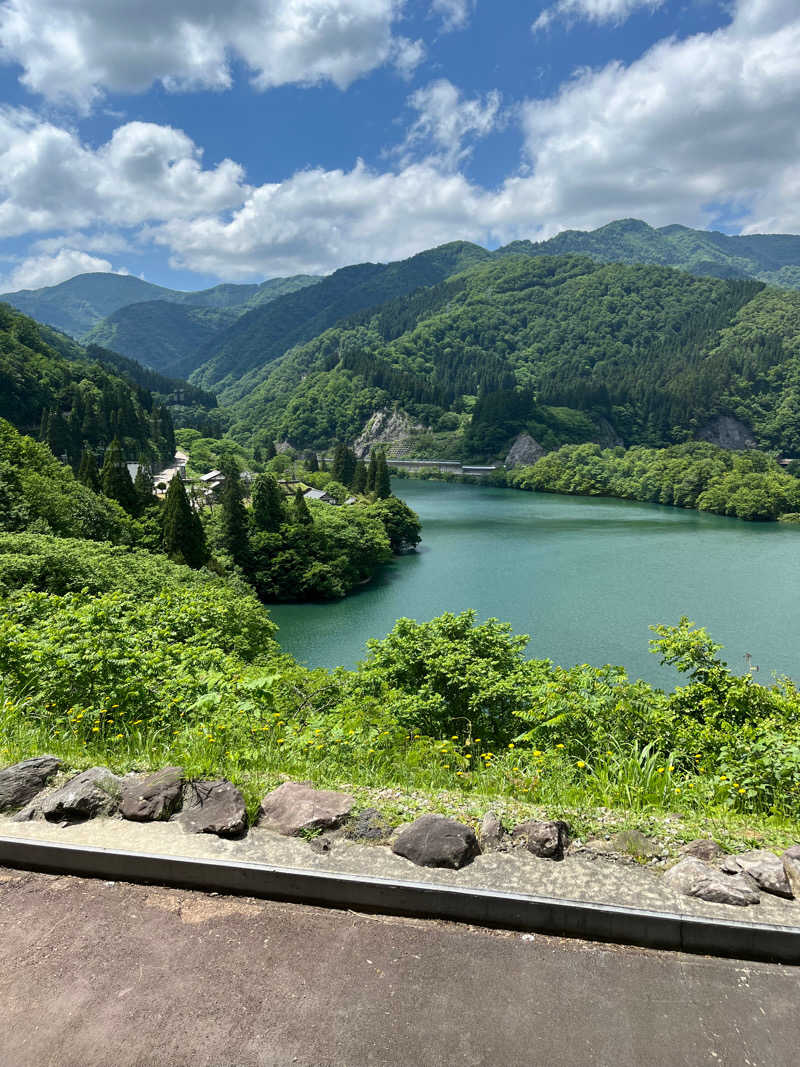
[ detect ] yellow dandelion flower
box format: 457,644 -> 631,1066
92,727 -> 100,732
556,743 -> 564,749
576,760 -> 586,769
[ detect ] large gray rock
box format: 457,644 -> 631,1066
121,766 -> 184,822
177,780 -> 247,837
696,415 -> 756,450
782,846 -> 800,899
392,814 -> 481,870
511,819 -> 570,860
680,839 -> 726,862
259,781 -> 354,836
40,767 -> 122,822
0,756 -> 61,812
504,433 -> 546,469
721,851 -> 794,899
664,857 -> 760,907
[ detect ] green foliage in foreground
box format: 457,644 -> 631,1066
0,538 -> 797,828
510,442 -> 800,521
0,419 -> 135,543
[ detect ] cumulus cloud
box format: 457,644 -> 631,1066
0,0 -> 409,110
153,159 -> 495,278
431,0 -> 475,32
533,0 -> 665,33
395,79 -> 504,169
1,248 -> 126,290
0,109 -> 247,235
517,0 -> 800,235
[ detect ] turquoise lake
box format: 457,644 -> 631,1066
268,479 -> 800,687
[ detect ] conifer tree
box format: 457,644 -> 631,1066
265,439 -> 277,461
101,438 -> 138,514
134,463 -> 156,511
306,451 -> 319,473
352,459 -> 367,494
77,446 -> 101,492
220,457 -> 251,568
331,442 -> 348,483
161,475 -> 207,568
251,473 -> 284,532
293,485 -> 313,525
375,450 -> 391,499
366,450 -> 378,493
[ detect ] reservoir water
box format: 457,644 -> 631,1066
269,479 -> 800,688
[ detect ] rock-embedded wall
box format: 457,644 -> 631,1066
353,408 -> 426,458
504,433 -> 546,469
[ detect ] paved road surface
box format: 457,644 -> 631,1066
0,866 -> 795,1067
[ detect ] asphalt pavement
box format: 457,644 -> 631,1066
0,866 -> 795,1067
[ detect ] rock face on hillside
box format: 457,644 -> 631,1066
353,408 -> 426,459
696,415 -> 756,450
504,433 -> 546,469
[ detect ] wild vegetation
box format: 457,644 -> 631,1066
510,442 -> 800,522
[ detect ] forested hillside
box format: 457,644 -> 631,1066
222,254 -> 800,458
504,218 -> 800,288
0,303 -> 176,464
192,241 -> 492,399
0,271 -> 318,339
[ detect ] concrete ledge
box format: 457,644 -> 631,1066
1,835 -> 798,964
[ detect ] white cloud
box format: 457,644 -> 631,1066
154,160 -> 495,278
533,0 -> 664,33
0,0 -> 409,110
396,79 -> 504,169
516,0 -> 800,236
431,0 -> 475,32
0,109 -> 247,235
1,248 -> 127,290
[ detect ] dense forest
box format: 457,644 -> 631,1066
221,254 -> 800,459
510,442 -> 800,522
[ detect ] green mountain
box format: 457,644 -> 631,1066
0,301 -> 177,464
505,218 -> 800,288
0,271 -> 319,339
191,241 -> 493,399
221,254 -> 800,457
84,301 -> 241,377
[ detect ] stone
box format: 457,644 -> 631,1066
177,780 -> 247,838
782,846 -> 800,899
0,756 -> 61,812
511,819 -> 570,860
664,857 -> 760,907
721,851 -> 794,899
391,814 -> 481,870
344,807 -> 394,843
259,781 -> 354,836
120,766 -> 184,822
610,829 -> 660,859
40,767 -> 122,822
308,835 -> 334,854
479,811 -> 507,851
504,433 -> 546,470
680,839 -> 726,862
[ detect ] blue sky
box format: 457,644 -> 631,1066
0,0 -> 798,291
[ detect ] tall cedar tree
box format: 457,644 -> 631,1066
306,451 -> 319,472
77,446 -> 100,492
134,463 -> 156,510
352,459 -> 367,494
251,473 -> 284,531
101,438 -> 139,514
220,457 -> 251,567
375,450 -> 392,499
293,486 -> 313,525
331,442 -> 357,487
265,439 -> 277,460
366,450 -> 378,492
161,475 -> 207,568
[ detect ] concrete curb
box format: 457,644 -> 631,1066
1,835 -> 798,964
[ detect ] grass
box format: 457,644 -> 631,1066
2,687 -> 797,856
